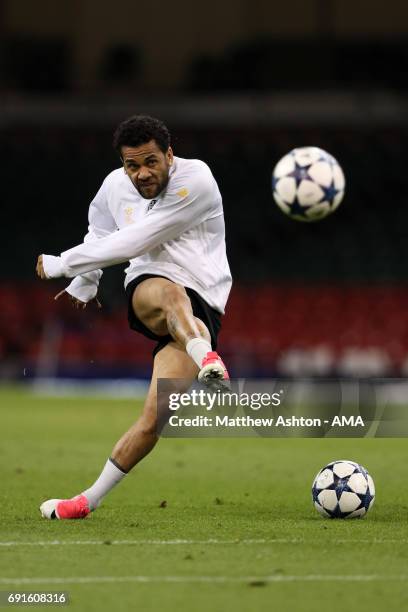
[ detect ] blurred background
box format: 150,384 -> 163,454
2,0 -> 408,387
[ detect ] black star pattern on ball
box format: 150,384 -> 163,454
312,484 -> 321,503
359,489 -> 375,511
287,162 -> 312,187
286,198 -> 312,218
332,477 -> 352,500
318,181 -> 340,206
271,176 -> 280,191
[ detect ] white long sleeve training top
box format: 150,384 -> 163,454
42,157 -> 232,314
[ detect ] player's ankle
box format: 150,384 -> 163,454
186,337 -> 212,368
82,458 -> 127,510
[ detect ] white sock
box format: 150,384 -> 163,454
82,458 -> 127,510
186,338 -> 212,368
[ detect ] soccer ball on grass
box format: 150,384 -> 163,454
312,460 -> 375,518
272,146 -> 345,222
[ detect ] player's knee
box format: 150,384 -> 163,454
161,283 -> 188,311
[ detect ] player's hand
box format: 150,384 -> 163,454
36,255 -> 47,279
54,290 -> 102,310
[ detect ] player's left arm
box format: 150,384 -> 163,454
37,165 -> 219,279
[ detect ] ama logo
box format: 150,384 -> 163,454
332,416 -> 364,427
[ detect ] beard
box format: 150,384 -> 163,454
135,173 -> 169,199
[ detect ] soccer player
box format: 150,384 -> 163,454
36,115 -> 231,520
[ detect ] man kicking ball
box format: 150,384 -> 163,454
36,114 -> 231,519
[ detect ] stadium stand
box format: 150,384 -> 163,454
2,124 -> 408,379
1,283 -> 408,379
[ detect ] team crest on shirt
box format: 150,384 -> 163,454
177,188 -> 189,198
124,207 -> 134,223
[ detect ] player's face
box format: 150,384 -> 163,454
122,140 -> 173,199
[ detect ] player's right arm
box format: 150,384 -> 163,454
52,178 -> 118,305
38,163 -> 218,280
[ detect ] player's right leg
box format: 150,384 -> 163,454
131,277 -> 229,383
40,341 -> 197,519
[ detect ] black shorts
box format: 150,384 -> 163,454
126,274 -> 222,357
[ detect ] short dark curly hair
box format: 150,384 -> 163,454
113,115 -> 171,155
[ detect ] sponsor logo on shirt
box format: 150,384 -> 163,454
147,199 -> 157,211
177,188 -> 189,198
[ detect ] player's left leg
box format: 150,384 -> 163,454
40,341 -> 197,519
108,340 -> 197,472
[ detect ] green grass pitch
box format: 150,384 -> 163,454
0,387 -> 407,611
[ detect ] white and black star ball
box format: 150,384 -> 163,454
312,460 -> 375,518
272,146 -> 345,222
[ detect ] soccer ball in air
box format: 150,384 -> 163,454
312,460 -> 375,519
272,146 -> 345,222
